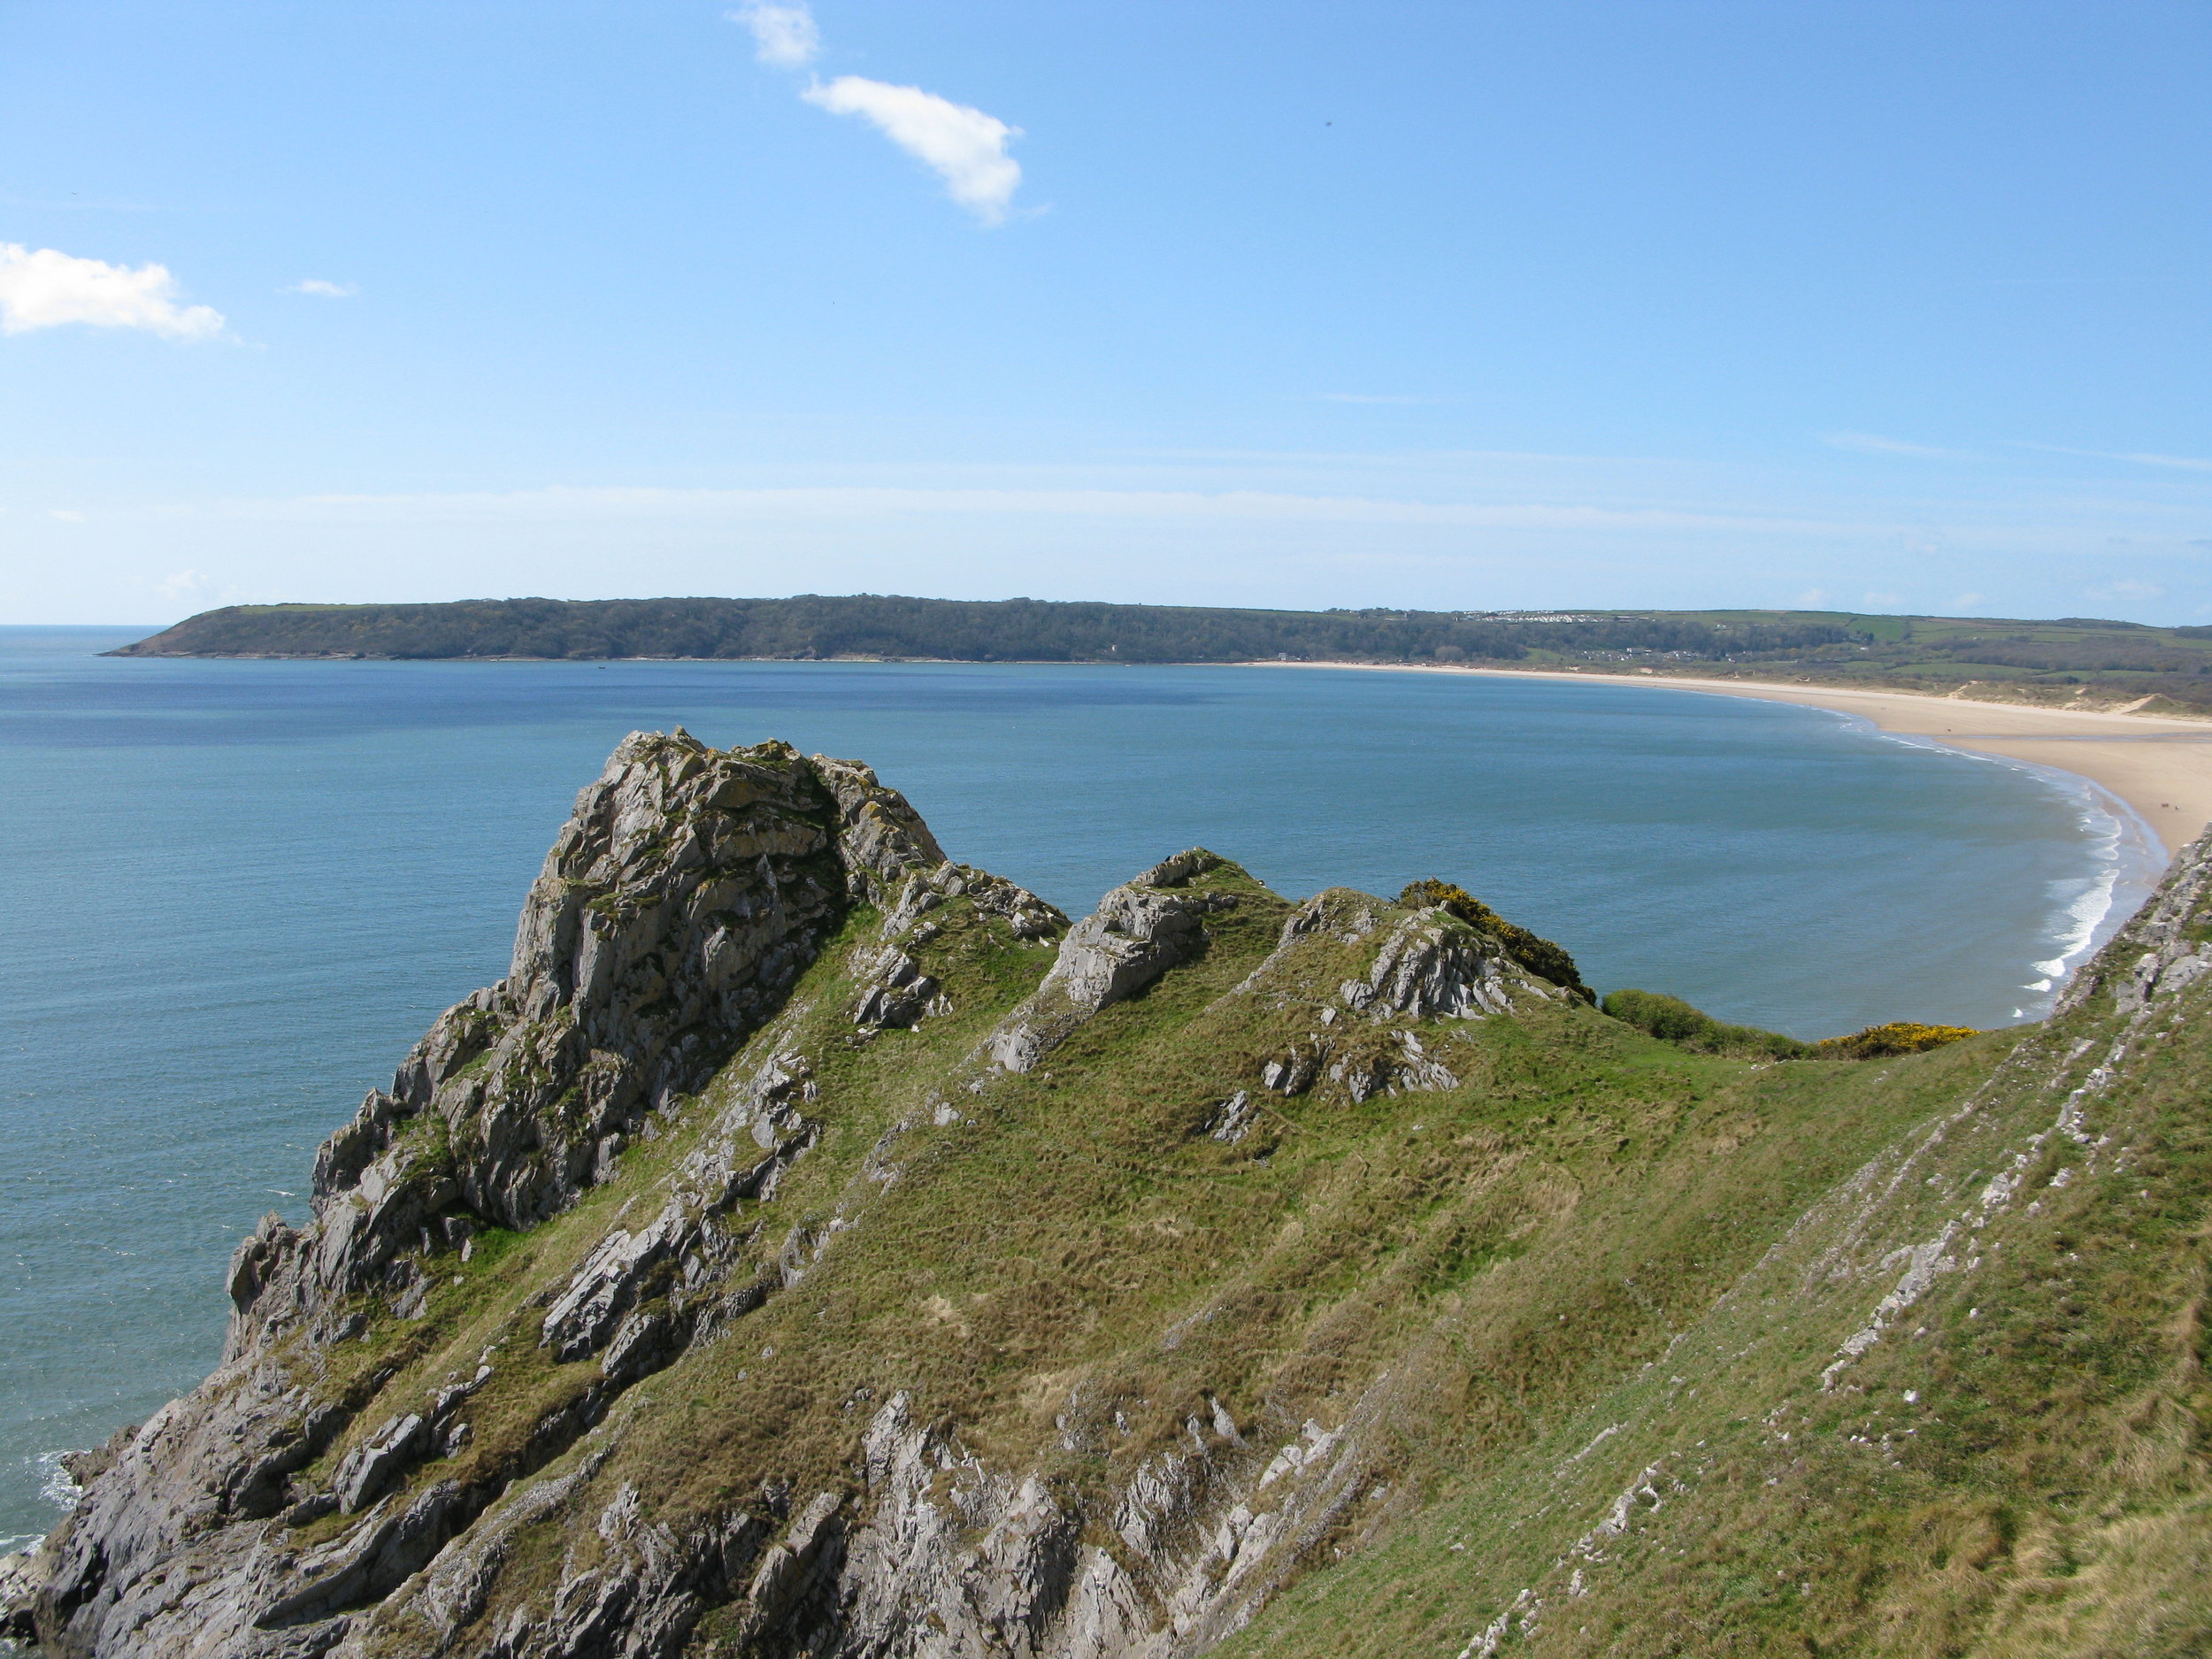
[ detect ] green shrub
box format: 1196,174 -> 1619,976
1601,988 -> 1812,1058
1601,995 -> 1980,1062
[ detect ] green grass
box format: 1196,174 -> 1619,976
1216,996 -> 2212,1658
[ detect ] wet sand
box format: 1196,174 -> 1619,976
1246,663 -> 2212,858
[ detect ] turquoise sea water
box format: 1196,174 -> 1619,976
0,626 -> 2162,1547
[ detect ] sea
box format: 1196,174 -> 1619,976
0,625 -> 2165,1549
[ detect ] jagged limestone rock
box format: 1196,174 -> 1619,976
988,849 -> 1233,1074
1239,892 -> 1554,1102
1344,907 -> 1551,1019
334,1414 -> 427,1513
25,734 -> 964,1659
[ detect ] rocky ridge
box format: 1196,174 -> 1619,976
5,733 -> 1571,1659
13,733 -> 2212,1659
9,734 -> 1051,1658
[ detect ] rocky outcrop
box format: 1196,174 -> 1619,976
22,734 -> 971,1659
1237,892 -> 1563,1102
2061,826 -> 2212,1017
396,1380 -> 1391,1659
1343,908 -> 1550,1020
988,850 -> 1233,1073
853,861 -> 1066,1034
274,734 -> 952,1304
17,789 -> 1430,1659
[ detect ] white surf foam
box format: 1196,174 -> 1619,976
34,1449 -> 81,1515
1809,711 -> 2164,1013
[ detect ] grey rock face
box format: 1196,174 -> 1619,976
989,850 -> 1233,1074
1342,908 -> 1545,1021
426,733 -> 910,1231
680,1388 -> 1382,1659
1204,1092 -> 1257,1143
1,1548 -> 45,1645
1240,894 -> 1552,1102
850,944 -> 942,1031
393,1375 -> 1388,1659
334,1414 -> 427,1513
853,863 -> 1064,1034
2062,833 -> 2212,1017
541,1202 -> 690,1362
272,733 -> 945,1310
27,734 -> 956,1659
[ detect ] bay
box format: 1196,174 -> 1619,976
0,625 -> 2158,1545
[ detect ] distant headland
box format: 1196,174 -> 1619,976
109,595 -> 2212,718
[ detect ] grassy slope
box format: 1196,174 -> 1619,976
269,846 -> 2210,1657
1224,941 -> 2212,1654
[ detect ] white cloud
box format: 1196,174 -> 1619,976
48,509 -> 84,522
289,279 -> 356,298
803,75 -> 1022,222
1794,587 -> 1830,606
1824,431 -> 1977,460
0,242 -> 224,339
1862,590 -> 1902,606
729,2 -> 819,67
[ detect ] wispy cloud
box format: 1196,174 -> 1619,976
0,243 -> 224,339
288,279 -> 356,298
803,77 -> 1022,223
728,1 -> 819,67
1823,431 -> 1978,460
181,483 -> 1845,539
157,569 -> 218,605
2101,451 -> 2212,473
2018,442 -> 2212,473
0,194 -> 169,214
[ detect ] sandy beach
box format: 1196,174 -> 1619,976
1247,662 -> 2212,859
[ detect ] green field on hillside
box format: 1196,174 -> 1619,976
115,595 -> 2212,714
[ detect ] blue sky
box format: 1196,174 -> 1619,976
2,0 -> 2208,625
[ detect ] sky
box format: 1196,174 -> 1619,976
1,1 -> 2208,626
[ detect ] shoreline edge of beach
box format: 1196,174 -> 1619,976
1242,659 -> 2212,860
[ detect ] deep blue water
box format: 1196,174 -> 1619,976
0,626 -> 2162,1546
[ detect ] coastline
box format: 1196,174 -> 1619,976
1242,660 -> 2212,859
